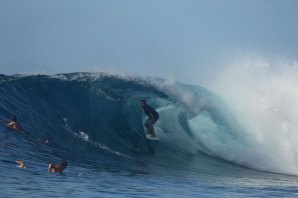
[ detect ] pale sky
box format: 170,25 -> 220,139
0,0 -> 297,85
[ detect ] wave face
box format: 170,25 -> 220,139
0,72 -> 297,175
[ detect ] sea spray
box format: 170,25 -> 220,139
208,56 -> 298,174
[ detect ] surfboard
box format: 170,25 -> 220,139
145,134 -> 159,141
144,128 -> 160,141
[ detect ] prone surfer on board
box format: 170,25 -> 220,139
140,99 -> 159,138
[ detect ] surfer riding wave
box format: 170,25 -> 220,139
140,99 -> 159,139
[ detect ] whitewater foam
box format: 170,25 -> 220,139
208,56 -> 298,174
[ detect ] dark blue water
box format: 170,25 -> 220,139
1,73 -> 298,197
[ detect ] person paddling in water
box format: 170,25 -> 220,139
140,99 -> 159,138
6,116 -> 23,131
48,160 -> 68,173
16,160 -> 27,169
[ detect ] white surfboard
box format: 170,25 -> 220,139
146,134 -> 160,141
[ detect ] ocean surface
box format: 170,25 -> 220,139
1,72 -> 298,197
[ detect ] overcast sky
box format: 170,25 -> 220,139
0,0 -> 297,85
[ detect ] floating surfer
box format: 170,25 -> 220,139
48,160 -> 68,173
4,116 -> 23,132
16,160 -> 27,169
140,99 -> 159,140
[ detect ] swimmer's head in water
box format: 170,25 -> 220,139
12,116 -> 17,122
60,160 -> 67,168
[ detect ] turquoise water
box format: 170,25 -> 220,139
1,73 -> 298,197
